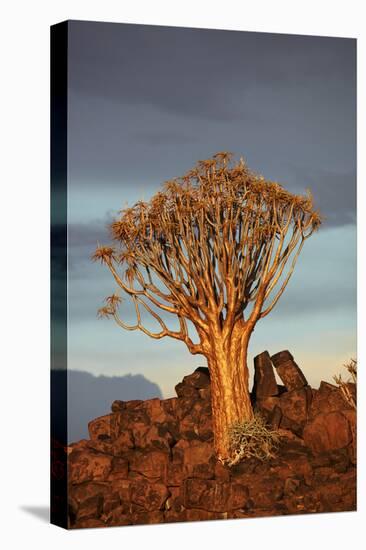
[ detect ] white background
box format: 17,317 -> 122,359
0,1 -> 364,548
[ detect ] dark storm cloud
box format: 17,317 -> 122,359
67,21 -> 356,227
68,22 -> 354,120
291,167 -> 356,226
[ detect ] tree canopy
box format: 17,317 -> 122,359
92,152 -> 321,356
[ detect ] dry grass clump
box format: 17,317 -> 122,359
226,413 -> 280,467
333,358 -> 357,409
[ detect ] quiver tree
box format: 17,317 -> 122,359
92,152 -> 321,461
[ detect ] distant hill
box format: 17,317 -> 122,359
51,369 -> 162,443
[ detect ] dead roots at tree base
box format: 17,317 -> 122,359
224,413 -> 281,467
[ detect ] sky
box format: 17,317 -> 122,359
66,20 -> 356,398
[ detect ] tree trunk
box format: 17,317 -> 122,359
206,321 -> 254,461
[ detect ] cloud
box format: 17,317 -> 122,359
66,20 -> 355,234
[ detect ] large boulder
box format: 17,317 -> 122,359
130,480 -> 170,511
279,386 -> 313,426
129,449 -> 170,483
271,350 -> 308,391
303,411 -> 352,454
182,478 -> 248,513
69,449 -> 113,484
252,351 -> 279,399
309,381 -> 353,418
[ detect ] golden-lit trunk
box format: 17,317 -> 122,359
206,321 -> 254,461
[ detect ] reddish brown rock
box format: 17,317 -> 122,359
303,411 -> 352,454
164,486 -> 187,522
246,476 -> 284,509
111,400 -> 126,412
271,350 -> 308,391
172,439 -> 214,477
183,479 -> 228,512
161,397 -> 178,417
135,424 -> 173,451
271,350 -> 294,364
107,457 -> 129,481
255,396 -> 280,414
252,351 -> 278,399
76,494 -> 104,521
214,460 -> 231,482
66,364 -> 357,529
185,508 -> 225,522
182,367 -> 210,389
129,449 -> 170,482
309,381 -> 352,418
88,415 -> 113,441
342,409 -> 356,463
279,386 -> 312,425
198,387 -> 211,400
136,398 -> 174,424
112,430 -> 134,455
102,491 -> 122,515
175,396 -> 199,420
130,480 -> 170,511
69,450 -> 113,484
197,413 -> 214,441
175,382 -> 199,399
268,405 -> 282,429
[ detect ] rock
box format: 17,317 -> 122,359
116,409 -> 151,448
66,364 -> 357,528
183,478 -> 248,513
88,415 -> 113,441
271,350 -> 293,364
69,481 -> 111,514
183,367 -> 210,389
76,494 -> 104,521
175,382 -> 199,399
111,400 -> 126,412
102,491 -> 122,515
102,508 -> 130,526
303,411 -> 352,454
130,510 -> 165,525
279,386 -> 312,425
309,381 -> 352,418
197,413 -> 214,441
252,351 -> 278,399
185,508 -> 225,522
112,430 -> 134,455
129,449 -> 170,482
342,409 -> 356,463
178,399 -> 212,441
279,417 -> 304,437
198,387 -> 211,400
283,477 -> 301,496
214,461 -> 231,482
246,476 -> 284,509
161,397 -> 178,417
136,398 -> 174,424
69,450 -> 113,484
124,400 -> 144,410
255,396 -> 280,414
164,487 -> 186,522
135,424 -> 173,451
172,439 -> 215,478
107,457 -> 129,480
271,350 -> 308,391
175,396 -> 199,420
130,480 -> 170,511
268,405 -> 282,429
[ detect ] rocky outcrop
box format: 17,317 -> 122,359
66,353 -> 356,529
